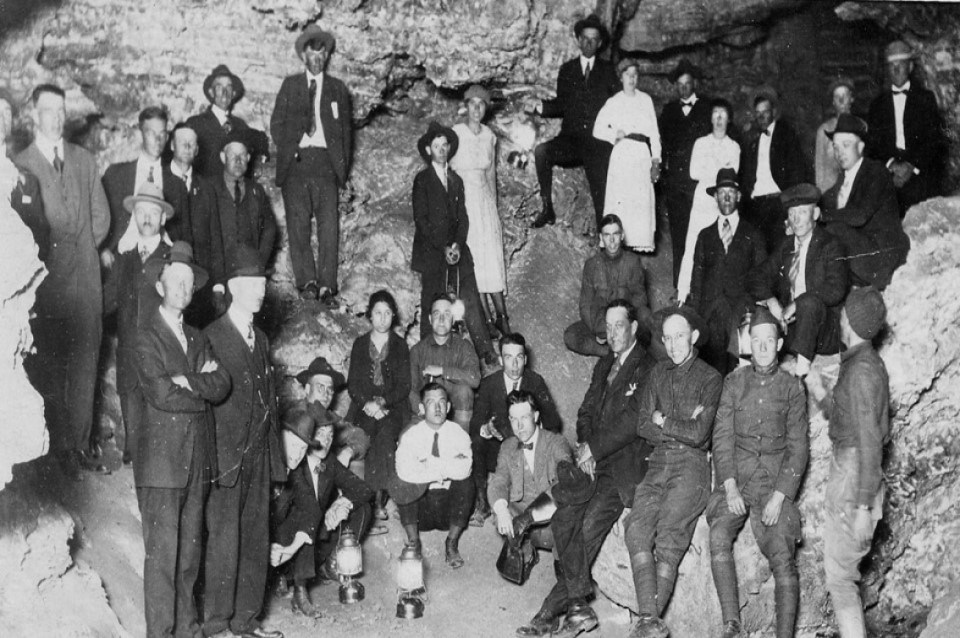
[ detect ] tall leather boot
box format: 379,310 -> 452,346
471,474 -> 491,527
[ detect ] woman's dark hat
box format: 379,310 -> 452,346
552,460 -> 596,506
417,121 -> 459,163
295,25 -> 336,57
144,240 -> 209,289
706,168 -> 740,196
203,65 -> 245,105
669,59 -> 704,83
573,14 -> 609,46
296,356 -> 346,389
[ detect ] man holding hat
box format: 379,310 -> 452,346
824,287 -> 890,638
187,64 -> 269,179
271,24 -> 353,305
821,114 -> 909,291
687,167 -> 767,375
658,59 -> 713,285
527,13 -> 619,229
202,245 -> 286,638
134,240 -> 229,638
867,40 -> 946,216
754,183 -> 848,378
102,182 -> 173,464
706,307 -> 808,638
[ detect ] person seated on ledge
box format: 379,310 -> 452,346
393,383 -> 475,569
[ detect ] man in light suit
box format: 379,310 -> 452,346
16,83 -> 111,477
202,245 -> 286,638
134,241 -> 230,638
271,25 -> 353,305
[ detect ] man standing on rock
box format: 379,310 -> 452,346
271,25 -> 353,305
824,287 -> 890,638
706,308 -> 808,638
527,13 -> 618,229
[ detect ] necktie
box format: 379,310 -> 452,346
247,324 -> 255,351
606,357 -> 621,385
53,146 -> 63,174
789,240 -> 802,299
139,244 -> 150,262
222,120 -> 232,135
308,79 -> 318,136
892,89 -> 908,95
522,442 -> 534,451
175,319 -> 188,353
583,62 -> 591,84
513,380 -> 520,393
720,218 -> 732,253
313,461 -> 323,476
838,174 -> 852,209
147,165 -> 155,183
431,431 -> 440,458
233,179 -> 242,204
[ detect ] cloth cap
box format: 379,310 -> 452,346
203,64 -> 245,105
845,286 -> 886,339
296,25 -> 336,57
780,183 -> 821,209
749,306 -> 780,333
296,356 -> 346,389
706,167 -> 739,196
885,40 -> 914,63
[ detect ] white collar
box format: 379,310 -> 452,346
138,153 -> 161,168
170,161 -> 192,180
615,339 -> 637,366
211,104 -> 230,125
35,134 -> 63,161
432,162 -> 448,182
503,373 -> 522,391
580,55 -> 595,67
307,452 -> 327,473
718,211 -> 740,227
139,234 -> 162,253
227,305 -> 254,336
845,157 -> 864,182
158,305 -> 184,333
521,428 -> 540,450
681,93 -> 698,106
306,70 -> 324,85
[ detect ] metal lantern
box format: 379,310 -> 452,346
336,529 -> 365,604
396,543 -> 425,619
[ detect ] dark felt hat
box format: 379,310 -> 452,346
220,127 -> 251,152
654,304 -> 707,347
417,121 -> 459,163
282,408 -> 321,448
826,113 -> 868,141
706,167 -> 740,196
144,240 -> 209,289
225,244 -> 267,280
844,286 -> 886,340
296,356 -> 346,389
203,65 -> 245,106
295,25 -> 336,57
669,59 -> 704,83
573,14 -> 609,45
123,181 -> 175,218
552,460 -> 597,506
780,183 -> 821,209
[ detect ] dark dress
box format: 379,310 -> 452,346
347,330 -> 411,491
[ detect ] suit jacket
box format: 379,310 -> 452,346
101,160 -> 190,249
689,216 -> 767,315
577,343 -> 657,505
16,141 -> 110,319
867,85 -> 945,183
410,165 -> 473,274
542,57 -> 619,138
487,429 -> 573,507
270,72 -> 353,187
658,96 -> 714,189
346,331 -> 412,422
135,309 -> 230,488
10,167 -> 50,261
185,108 -> 270,178
740,118 -> 806,199
469,369 -> 562,440
204,314 -> 285,488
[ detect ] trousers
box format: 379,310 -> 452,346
282,148 -> 340,291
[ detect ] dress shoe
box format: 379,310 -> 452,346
316,559 -> 339,582
628,614 -> 669,638
79,448 -> 110,474
515,609 -> 559,637
469,507 -> 490,528
531,206 -> 556,228
299,282 -> 319,300
552,600 -> 598,638
234,626 -> 285,638
720,619 -> 742,638
291,584 -> 322,618
319,287 -> 339,309
445,537 -> 465,569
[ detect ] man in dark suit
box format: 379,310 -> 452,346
658,59 -> 713,285
186,65 -> 269,179
528,14 -> 619,229
688,168 -> 767,375
271,25 -> 353,304
740,94 -> 806,254
867,40 -> 946,217
411,121 -> 495,364
17,84 -> 111,477
470,333 -> 562,526
821,114 -> 909,291
1,90 -> 49,260
134,241 -> 229,638
202,246 -> 286,638
754,184 -> 848,378
522,299 -> 657,638
102,106 -> 190,253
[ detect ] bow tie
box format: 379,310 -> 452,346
761,129 -> 771,136
521,442 -> 534,451
681,100 -> 694,106
892,89 -> 908,96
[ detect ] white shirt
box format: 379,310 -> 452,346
138,234 -> 162,259
892,81 -> 910,151
503,374 -> 521,394
838,157 -> 863,209
791,233 -> 811,299
211,104 -> 230,126
135,153 -> 163,192
227,306 -> 255,350
299,71 -> 328,148
580,55 -> 595,77
170,161 -> 193,191
521,428 -> 540,474
431,162 -> 448,189
34,134 -> 64,168
753,121 -> 780,197
717,211 -> 740,237
395,419 -> 472,487
307,453 -> 325,497
158,306 -> 188,353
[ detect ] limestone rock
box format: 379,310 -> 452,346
919,584 -> 960,638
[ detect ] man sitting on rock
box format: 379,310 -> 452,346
394,382 -> 475,568
564,214 -> 653,358
706,308 -> 808,638
753,184 -> 848,378
624,306 -> 722,638
296,356 -> 370,470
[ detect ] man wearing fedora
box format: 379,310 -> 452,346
820,114 -> 909,291
102,182 -> 173,464
187,64 -> 269,179
527,13 -> 618,230
659,59 -> 713,286
202,245 -> 286,638
625,305 -> 722,638
824,287 -> 890,638
687,168 -> 766,375
271,24 -> 353,305
134,241 -> 229,638
867,40 -> 946,217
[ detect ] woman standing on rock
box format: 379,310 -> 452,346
347,289 -> 411,521
677,98 -> 741,303
815,77 -> 855,193
451,85 -> 511,338
592,58 -> 661,252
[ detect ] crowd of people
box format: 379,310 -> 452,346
0,10 -> 947,638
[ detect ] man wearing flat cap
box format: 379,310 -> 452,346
823,287 -> 890,638
527,13 -> 619,229
706,308 -> 808,638
202,245 -> 286,638
271,24 -> 353,306
752,183 -> 848,378
867,40 -> 946,216
820,114 -> 909,291
186,64 -> 270,179
134,241 -> 230,638
659,59 -> 714,285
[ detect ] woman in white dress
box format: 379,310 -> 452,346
677,98 -> 740,302
815,77 -> 855,193
450,85 -> 510,337
593,58 -> 661,252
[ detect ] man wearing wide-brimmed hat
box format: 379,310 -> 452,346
866,40 -> 946,217
271,24 -> 353,305
186,64 -> 270,178
134,240 -> 230,638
